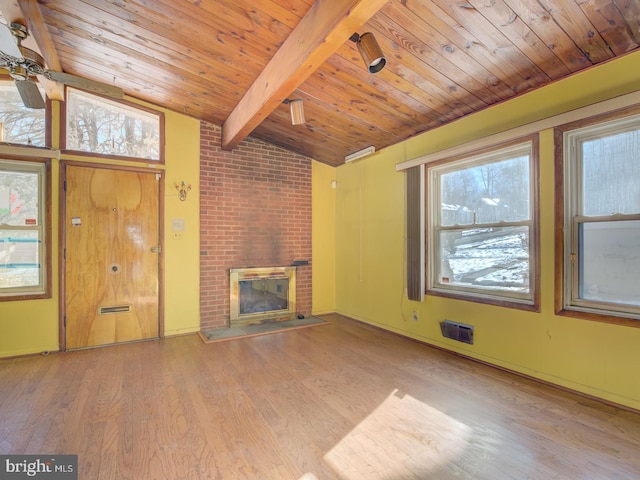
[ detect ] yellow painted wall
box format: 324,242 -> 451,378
162,111 -> 201,336
311,160 -> 336,315
0,100 -> 200,357
0,185 -> 60,355
334,51 -> 640,410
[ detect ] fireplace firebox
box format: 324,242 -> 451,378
229,266 -> 297,327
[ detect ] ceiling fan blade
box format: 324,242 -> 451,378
15,79 -> 46,109
46,70 -> 124,99
0,23 -> 22,59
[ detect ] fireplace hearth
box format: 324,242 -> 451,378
229,266 -> 297,327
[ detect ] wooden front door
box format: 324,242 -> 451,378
64,165 -> 160,349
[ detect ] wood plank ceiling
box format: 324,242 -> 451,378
2,0 -> 640,166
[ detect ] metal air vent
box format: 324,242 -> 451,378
440,320 -> 474,345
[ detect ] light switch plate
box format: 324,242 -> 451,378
171,218 -> 185,231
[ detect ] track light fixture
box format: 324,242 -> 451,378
350,32 -> 386,74
283,98 -> 305,125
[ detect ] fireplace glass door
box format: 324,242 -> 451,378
240,277 -> 289,315
230,266 -> 297,326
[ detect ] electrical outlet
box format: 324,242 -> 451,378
412,311 -> 418,321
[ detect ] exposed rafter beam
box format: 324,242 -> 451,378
0,0 -> 64,100
221,0 -> 389,151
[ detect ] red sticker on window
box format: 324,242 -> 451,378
25,218 -> 37,225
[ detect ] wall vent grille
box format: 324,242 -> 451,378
440,320 -> 474,345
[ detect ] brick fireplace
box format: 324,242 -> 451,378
199,122 -> 312,331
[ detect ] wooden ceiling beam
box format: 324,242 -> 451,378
0,0 -> 64,100
221,0 -> 389,151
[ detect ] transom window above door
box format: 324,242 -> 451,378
63,88 -> 164,162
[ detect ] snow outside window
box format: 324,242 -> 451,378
562,114 -> 640,320
427,140 -> 537,307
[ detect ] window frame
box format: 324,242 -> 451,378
61,87 -> 165,164
0,156 -> 51,301
426,135 -> 540,311
0,77 -> 49,148
555,106 -> 640,327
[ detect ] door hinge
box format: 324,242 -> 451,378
151,245 -> 161,253
63,315 -> 66,327
63,248 -> 66,260
63,180 -> 67,192
156,173 -> 161,181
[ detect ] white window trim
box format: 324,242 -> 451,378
397,90 -> 640,172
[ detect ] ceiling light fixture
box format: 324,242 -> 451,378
350,32 -> 386,74
283,98 -> 305,125
345,145 -> 375,163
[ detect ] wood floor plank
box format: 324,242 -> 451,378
1,313 -> 639,479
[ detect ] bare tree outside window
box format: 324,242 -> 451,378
66,88 -> 160,160
428,141 -> 537,306
0,82 -> 46,147
582,129 -> 640,216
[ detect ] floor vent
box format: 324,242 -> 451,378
440,320 -> 474,345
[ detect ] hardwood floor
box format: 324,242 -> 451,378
1,313 -> 639,479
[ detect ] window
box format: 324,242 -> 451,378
427,138 -> 539,309
0,80 -> 46,147
558,110 -> 640,323
0,159 -> 48,299
64,88 -> 163,161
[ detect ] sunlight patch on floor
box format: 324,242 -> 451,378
323,389 -> 472,479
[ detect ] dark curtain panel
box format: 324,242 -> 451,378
406,165 -> 424,301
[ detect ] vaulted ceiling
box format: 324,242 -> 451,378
1,0 -> 639,166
